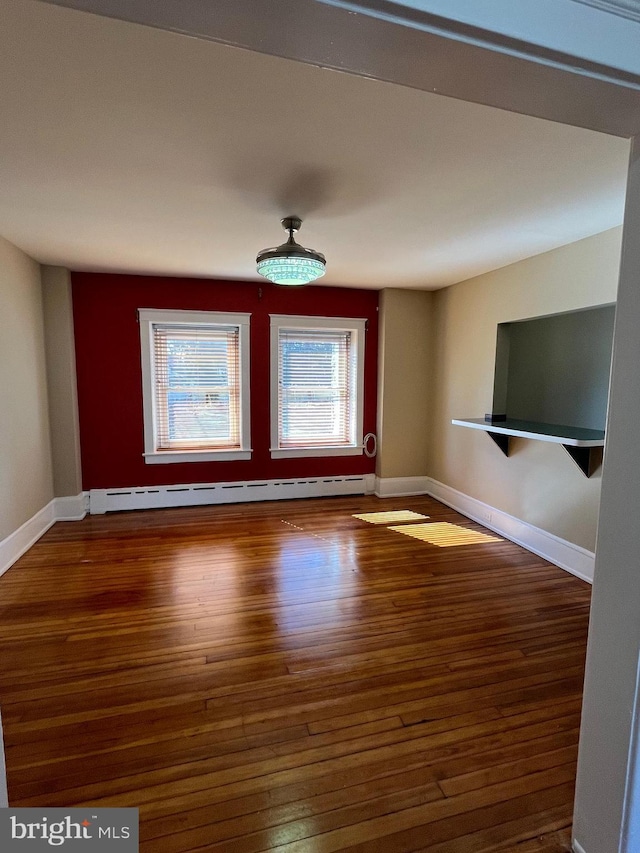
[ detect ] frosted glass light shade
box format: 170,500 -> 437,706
256,217 -> 326,286
256,256 -> 325,286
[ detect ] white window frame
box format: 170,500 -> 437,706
139,308 -> 251,464
270,314 -> 366,459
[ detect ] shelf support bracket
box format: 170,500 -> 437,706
562,445 -> 602,477
487,432 -> 510,456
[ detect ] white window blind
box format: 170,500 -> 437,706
153,324 -> 242,451
277,327 -> 355,449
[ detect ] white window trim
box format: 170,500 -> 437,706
269,314 -> 366,459
139,308 -> 252,464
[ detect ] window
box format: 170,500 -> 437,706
139,309 -> 251,464
270,314 -> 365,458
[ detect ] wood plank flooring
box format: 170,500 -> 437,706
0,495 -> 590,851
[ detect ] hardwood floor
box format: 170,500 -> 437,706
0,495 -> 590,852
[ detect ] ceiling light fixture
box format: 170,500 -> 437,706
256,217 -> 326,286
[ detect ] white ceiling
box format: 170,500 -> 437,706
0,0 -> 631,289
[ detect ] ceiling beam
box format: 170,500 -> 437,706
39,0 -> 640,136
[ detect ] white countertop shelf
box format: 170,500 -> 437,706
452,417 -> 604,476
452,418 -> 604,447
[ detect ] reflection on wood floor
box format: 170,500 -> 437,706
0,495 -> 589,852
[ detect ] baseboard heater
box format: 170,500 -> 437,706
89,475 -> 372,514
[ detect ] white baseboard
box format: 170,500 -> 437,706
54,492 -> 88,521
0,494 -> 86,578
375,476 -> 431,498
572,840 -> 587,853
1,476 -> 373,573
0,501 -> 56,578
425,477 -> 595,583
90,475 -> 372,514
3,477 -> 593,585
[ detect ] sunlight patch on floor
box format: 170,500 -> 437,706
388,522 -> 502,547
353,510 -> 429,524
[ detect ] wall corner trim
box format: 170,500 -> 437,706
375,476 -> 431,498
0,494 -> 86,578
425,477 -> 595,583
54,493 -> 88,521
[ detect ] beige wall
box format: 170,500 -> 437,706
428,227 -> 622,552
0,237 -> 53,540
41,266 -> 82,497
377,288 -> 433,479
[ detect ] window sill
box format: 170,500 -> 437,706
270,445 -> 363,459
144,450 -> 252,464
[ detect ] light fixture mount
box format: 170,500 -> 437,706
282,216 -> 302,233
256,217 -> 326,286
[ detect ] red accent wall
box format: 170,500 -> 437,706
72,273 -> 379,490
